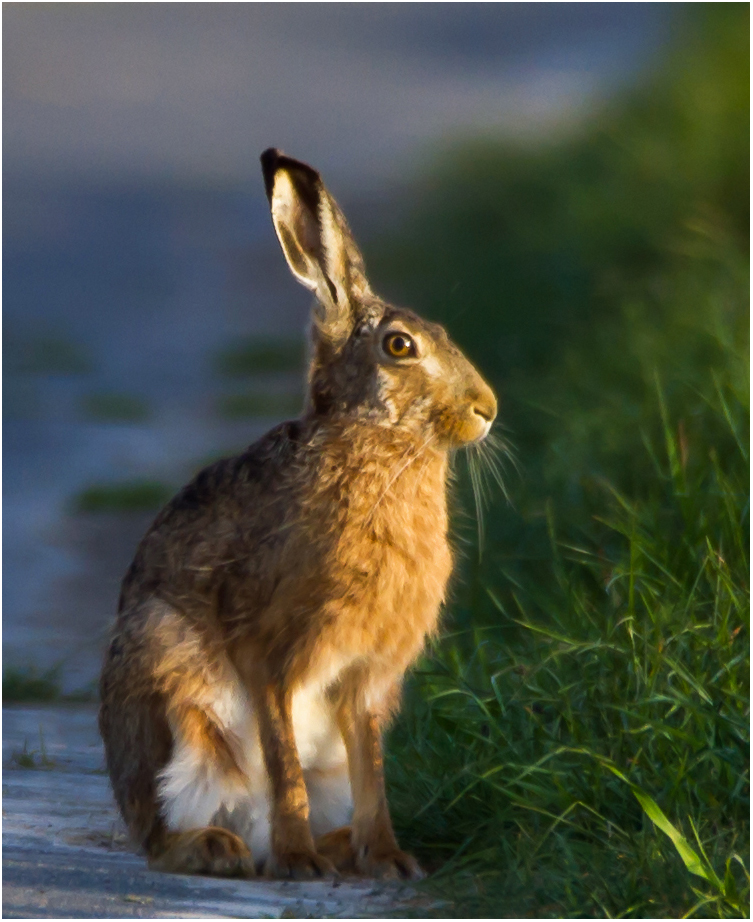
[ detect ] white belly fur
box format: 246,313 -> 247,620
157,664 -> 352,863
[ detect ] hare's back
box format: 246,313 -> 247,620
118,419 -> 304,616
170,418 -> 304,519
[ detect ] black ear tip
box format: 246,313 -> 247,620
260,147 -> 282,168
260,148 -> 283,200
260,149 -> 322,209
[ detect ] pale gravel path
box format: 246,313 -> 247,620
2,706 -> 437,919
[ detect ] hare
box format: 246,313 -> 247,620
99,148 -> 497,881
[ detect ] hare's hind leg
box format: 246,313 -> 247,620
314,827 -> 357,874
298,765 -> 354,873
154,670 -> 274,876
150,702 -> 261,877
102,601 -> 269,876
149,827 -> 254,877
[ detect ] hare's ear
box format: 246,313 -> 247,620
261,148 -> 371,345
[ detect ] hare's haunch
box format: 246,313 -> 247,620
99,149 -> 497,880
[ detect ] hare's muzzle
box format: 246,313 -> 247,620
461,381 -> 497,443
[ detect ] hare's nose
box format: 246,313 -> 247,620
469,383 -> 497,425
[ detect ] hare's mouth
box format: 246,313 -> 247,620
473,406 -> 494,440
447,409 -> 494,447
465,400 -> 496,443
474,417 -> 493,441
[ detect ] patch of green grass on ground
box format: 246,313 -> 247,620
377,5 -> 749,918
3,666 -> 62,703
213,337 -> 305,376
3,666 -> 99,706
80,392 -> 151,423
73,480 -> 173,513
4,334 -> 93,375
9,728 -> 57,770
216,391 -> 303,420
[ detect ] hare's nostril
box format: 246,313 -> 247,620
473,406 -> 494,422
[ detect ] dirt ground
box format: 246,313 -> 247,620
2,705 -> 437,919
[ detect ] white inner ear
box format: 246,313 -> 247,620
270,171 -> 321,292
269,168 -> 355,345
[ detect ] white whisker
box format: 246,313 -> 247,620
461,425 -> 521,557
467,447 -> 485,554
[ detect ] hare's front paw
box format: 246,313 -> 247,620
355,842 -> 425,881
266,847 -> 337,880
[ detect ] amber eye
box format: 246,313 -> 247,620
383,332 -> 416,359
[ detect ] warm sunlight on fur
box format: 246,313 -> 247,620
99,149 -> 497,881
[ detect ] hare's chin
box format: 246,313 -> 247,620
475,419 -> 493,441
449,416 -> 492,446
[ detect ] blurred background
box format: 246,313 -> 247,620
4,2 -> 675,690
4,4 -> 749,916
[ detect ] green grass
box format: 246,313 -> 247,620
216,391 -> 303,420
3,666 -> 62,703
387,380 -> 748,916
2,666 -> 98,705
376,5 -> 749,917
73,480 -> 173,513
4,333 -> 93,375
80,392 -> 151,423
9,728 -> 56,770
213,337 -> 305,376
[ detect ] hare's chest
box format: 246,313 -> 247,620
307,442 -> 452,655
341,497 -> 452,653
378,520 -> 452,623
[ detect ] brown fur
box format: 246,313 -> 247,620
150,827 -> 255,877
99,149 -> 497,880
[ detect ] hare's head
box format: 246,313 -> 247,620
261,149 -> 496,449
